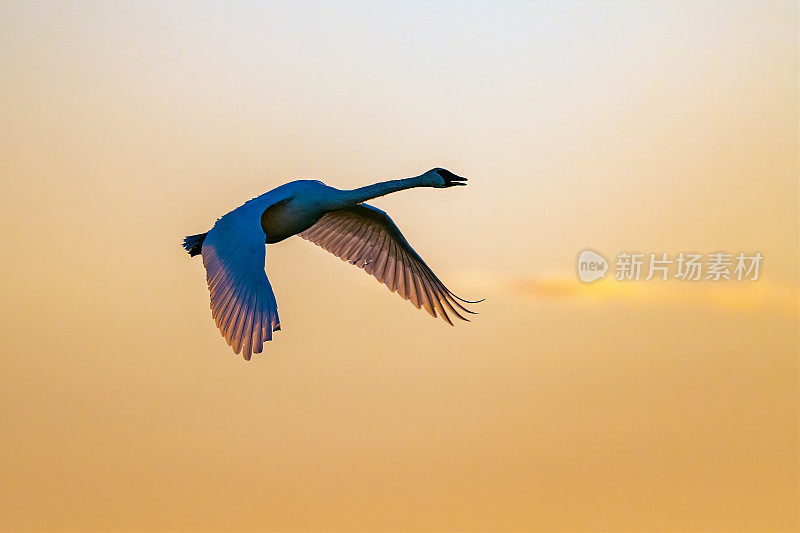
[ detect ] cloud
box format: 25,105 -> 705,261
512,275 -> 798,317
455,269 -> 799,318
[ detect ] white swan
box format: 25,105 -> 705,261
182,168 -> 480,360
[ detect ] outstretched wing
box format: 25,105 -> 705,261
299,204 -> 478,324
201,207 -> 280,360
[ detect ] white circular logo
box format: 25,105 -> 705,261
577,249 -> 608,283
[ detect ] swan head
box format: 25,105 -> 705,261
423,167 -> 467,188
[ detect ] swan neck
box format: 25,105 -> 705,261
329,176 -> 423,209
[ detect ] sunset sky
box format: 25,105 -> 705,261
1,1 -> 797,531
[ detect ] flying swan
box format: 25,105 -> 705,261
182,168 -> 480,360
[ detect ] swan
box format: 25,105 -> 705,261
182,168 -> 480,360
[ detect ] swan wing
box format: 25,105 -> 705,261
299,204 -> 477,324
201,207 -> 280,360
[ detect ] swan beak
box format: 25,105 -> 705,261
436,168 -> 468,187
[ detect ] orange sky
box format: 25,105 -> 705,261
0,2 -> 797,531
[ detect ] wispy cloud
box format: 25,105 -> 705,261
456,270 -> 799,318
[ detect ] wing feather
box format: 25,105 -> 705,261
344,221 -> 372,258
299,203 -> 477,324
413,260 -> 437,318
240,291 -> 257,359
394,241 -> 406,296
252,290 -> 263,355
221,279 -> 246,344
214,273 -> 238,323
385,241 -> 397,292
201,205 -> 280,359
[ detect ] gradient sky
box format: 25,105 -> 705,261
1,1 -> 798,531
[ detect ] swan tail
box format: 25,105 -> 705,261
182,232 -> 208,257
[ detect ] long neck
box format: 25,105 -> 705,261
327,176 -> 424,210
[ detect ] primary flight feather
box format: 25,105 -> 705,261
182,168 -> 480,360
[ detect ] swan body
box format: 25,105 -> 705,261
183,168 -> 478,360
